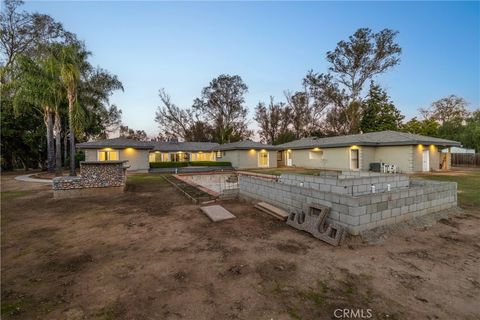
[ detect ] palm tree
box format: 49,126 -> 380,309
43,53 -> 65,176
59,45 -> 83,176
13,55 -> 57,172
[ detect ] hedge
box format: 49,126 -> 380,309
189,161 -> 231,167
149,161 -> 232,168
150,162 -> 189,168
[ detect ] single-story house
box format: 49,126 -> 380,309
215,140 -> 277,169
77,138 -> 278,172
77,138 -> 220,172
276,131 -> 460,173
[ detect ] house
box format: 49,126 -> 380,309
77,138 -> 278,172
215,140 -> 277,169
276,131 -> 460,173
441,146 -> 475,154
77,138 -> 220,172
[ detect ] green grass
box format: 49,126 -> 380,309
414,170 -> 480,208
126,174 -> 167,184
1,191 -> 30,202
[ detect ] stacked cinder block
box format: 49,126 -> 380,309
239,173 -> 457,235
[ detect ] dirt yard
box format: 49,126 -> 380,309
1,171 -> 479,320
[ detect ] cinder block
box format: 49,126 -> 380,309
359,214 -> 371,224
377,201 -> 388,211
392,207 -> 401,216
381,210 -> 392,219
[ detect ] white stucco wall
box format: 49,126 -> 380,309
221,150 -> 277,169
83,148 -> 149,172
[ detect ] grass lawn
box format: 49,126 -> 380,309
126,173 -> 167,184
414,168 -> 480,208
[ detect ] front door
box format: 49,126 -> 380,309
422,150 -> 430,172
258,152 -> 269,168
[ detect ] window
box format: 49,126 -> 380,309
258,151 -> 269,167
350,149 -> 359,170
98,150 -> 118,161
309,150 -> 324,160
216,151 -> 223,158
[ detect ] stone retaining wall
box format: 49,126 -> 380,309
239,173 -> 457,235
53,161 -> 127,198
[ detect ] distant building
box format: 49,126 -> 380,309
441,147 -> 475,154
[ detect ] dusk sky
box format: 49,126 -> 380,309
24,1 -> 480,137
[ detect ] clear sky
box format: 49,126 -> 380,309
23,1 -> 480,137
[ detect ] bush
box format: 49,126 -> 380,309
149,162 -> 189,168
149,161 -> 232,168
189,161 -> 231,167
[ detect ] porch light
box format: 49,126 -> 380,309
313,147 -> 320,151
350,145 -> 359,150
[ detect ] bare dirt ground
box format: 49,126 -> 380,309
1,171 -> 479,320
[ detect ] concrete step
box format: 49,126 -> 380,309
254,202 -> 289,221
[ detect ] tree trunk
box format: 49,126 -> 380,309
54,111 -> 63,176
63,131 -> 68,168
45,109 -> 55,173
68,99 -> 76,176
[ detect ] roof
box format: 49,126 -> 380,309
276,131 -> 461,150
152,141 -> 219,152
217,140 -> 277,151
77,138 -> 154,149
77,138 -> 219,152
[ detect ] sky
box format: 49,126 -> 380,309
23,1 -> 480,137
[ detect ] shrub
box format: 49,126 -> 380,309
149,162 -> 189,168
189,161 -> 231,167
149,161 -> 232,168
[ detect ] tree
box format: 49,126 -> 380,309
401,117 -> 439,137
304,28 -> 402,134
254,97 -> 283,144
156,89 -> 197,140
193,74 -> 251,143
59,44 -> 83,176
420,95 -> 469,124
460,110 -> 480,152
360,82 -> 404,132
119,125 -> 148,141
0,0 -> 74,81
12,54 -> 59,172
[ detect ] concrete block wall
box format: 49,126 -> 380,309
239,174 -> 457,235
279,173 -> 410,196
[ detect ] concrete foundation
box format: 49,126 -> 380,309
239,172 -> 457,235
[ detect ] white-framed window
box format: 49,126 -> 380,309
258,151 -> 269,168
216,151 -> 223,158
98,149 -> 119,161
350,149 -> 359,170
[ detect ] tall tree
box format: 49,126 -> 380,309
0,0 -> 74,81
59,44 -> 83,176
193,74 -> 251,143
254,97 -> 284,144
360,82 -> 404,132
119,125 -> 148,141
401,117 -> 439,136
420,95 -> 469,124
304,28 -> 402,134
12,55 -> 58,172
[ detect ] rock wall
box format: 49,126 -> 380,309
53,161 -> 127,198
